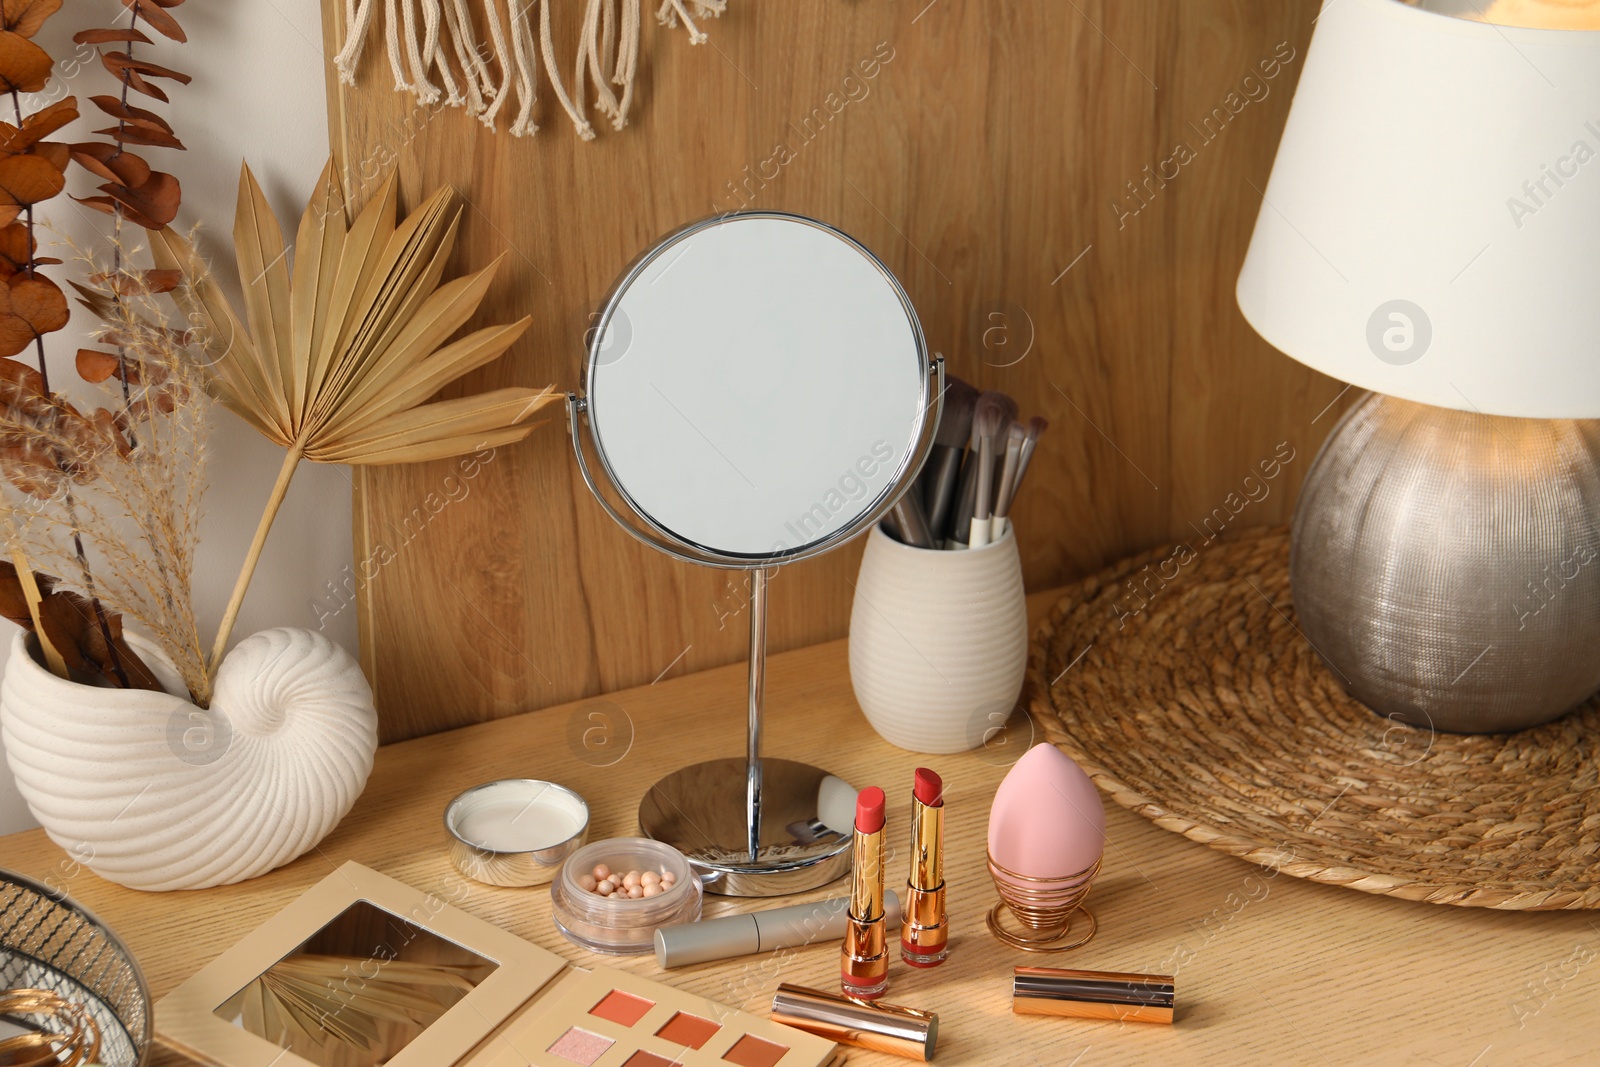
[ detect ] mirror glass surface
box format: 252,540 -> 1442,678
587,213 -> 928,559
213,901 -> 496,1066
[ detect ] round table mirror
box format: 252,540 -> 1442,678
569,212 -> 940,895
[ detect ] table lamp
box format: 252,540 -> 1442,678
1237,0 -> 1600,733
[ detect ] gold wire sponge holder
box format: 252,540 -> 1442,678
986,852 -> 1100,952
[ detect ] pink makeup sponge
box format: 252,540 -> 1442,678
987,743 -> 1106,876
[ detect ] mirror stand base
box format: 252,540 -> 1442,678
639,757 -> 855,897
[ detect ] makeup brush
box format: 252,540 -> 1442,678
990,422 -> 1026,540
966,394 -> 1010,549
918,378 -> 977,541
889,491 -> 935,549
947,430 -> 982,548
950,392 -> 1016,548
988,406 -> 1017,523
1009,416 -> 1048,508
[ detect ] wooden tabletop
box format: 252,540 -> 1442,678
3,591 -> 1597,1066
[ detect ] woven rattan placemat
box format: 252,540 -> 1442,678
1028,524 -> 1600,910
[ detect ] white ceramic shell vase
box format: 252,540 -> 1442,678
848,524 -> 1029,753
0,627 -> 377,892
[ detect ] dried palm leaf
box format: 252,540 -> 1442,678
149,161 -> 552,676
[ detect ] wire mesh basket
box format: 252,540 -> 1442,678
1,868 -> 150,1066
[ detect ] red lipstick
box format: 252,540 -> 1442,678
841,786 -> 889,999
857,786 -> 886,833
902,768 -> 948,967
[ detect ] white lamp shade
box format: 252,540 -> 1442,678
1236,0 -> 1600,418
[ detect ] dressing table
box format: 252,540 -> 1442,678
3,590 -> 1593,1065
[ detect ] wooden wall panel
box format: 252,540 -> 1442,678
321,0 -> 1345,742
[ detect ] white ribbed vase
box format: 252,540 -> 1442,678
0,627 -> 377,892
848,525 -> 1028,754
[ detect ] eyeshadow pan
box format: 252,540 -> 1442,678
590,988 -> 655,1027
723,1033 -> 789,1067
547,1026 -> 614,1065
621,1053 -> 680,1067
655,1011 -> 721,1049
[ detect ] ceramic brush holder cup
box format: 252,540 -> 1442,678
847,524 -> 1028,754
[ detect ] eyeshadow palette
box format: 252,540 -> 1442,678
463,960 -> 841,1067
155,862 -> 840,1067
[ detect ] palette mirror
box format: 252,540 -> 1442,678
569,211 -> 940,895
213,902 -> 496,1067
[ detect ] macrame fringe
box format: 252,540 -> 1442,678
656,0 -> 725,45
333,0 -> 728,140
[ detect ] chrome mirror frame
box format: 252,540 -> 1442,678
567,212 -> 943,894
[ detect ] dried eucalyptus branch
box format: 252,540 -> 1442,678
0,0 -> 130,682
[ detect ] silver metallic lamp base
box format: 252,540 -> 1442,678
639,757 -> 855,897
1291,393 -> 1600,734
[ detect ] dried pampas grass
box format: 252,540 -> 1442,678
2,233 -> 213,701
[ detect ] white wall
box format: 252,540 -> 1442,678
0,1 -> 352,834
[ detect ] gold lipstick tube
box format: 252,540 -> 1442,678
773,983 -> 939,1061
1012,967 -> 1176,1024
901,792 -> 947,967
840,816 -> 888,998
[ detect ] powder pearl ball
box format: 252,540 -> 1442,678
661,871 -> 676,885
622,871 -> 641,889
626,885 -> 643,899
593,864 -> 612,880
577,874 -> 597,892
596,879 -> 615,895
641,883 -> 661,897
640,870 -> 659,885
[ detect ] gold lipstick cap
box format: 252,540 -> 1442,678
1012,967 -> 1176,1025
772,983 -> 938,1061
